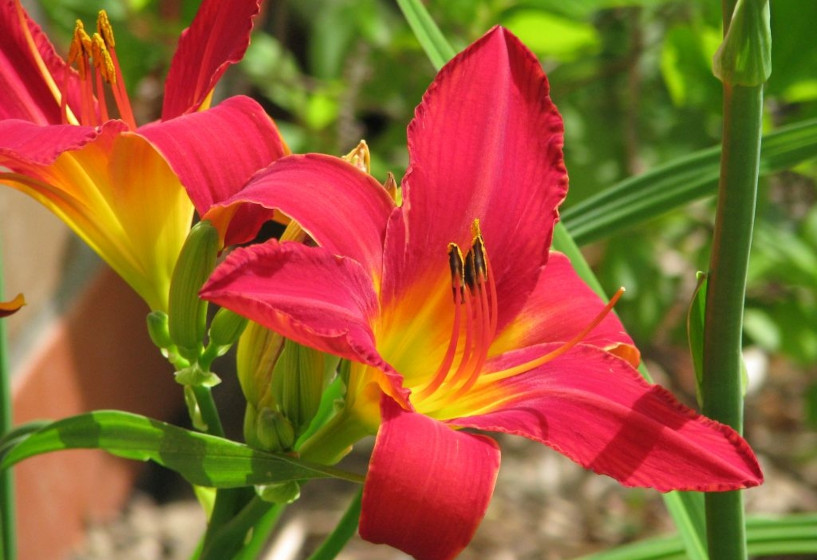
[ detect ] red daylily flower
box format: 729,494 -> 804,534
0,0 -> 286,310
201,27 -> 763,560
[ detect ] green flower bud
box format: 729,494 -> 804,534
146,310 -> 173,350
712,0 -> 771,86
255,481 -> 300,504
271,340 -> 339,432
168,220 -> 220,362
236,320 -> 284,409
209,307 -> 249,348
255,406 -> 296,452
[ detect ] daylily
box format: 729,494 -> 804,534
0,0 -> 286,310
201,27 -> 763,560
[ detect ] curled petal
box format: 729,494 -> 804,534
140,96 -> 287,244
454,345 -> 762,492
206,154 -> 395,278
360,396 -> 500,560
162,0 -> 261,119
201,240 -> 408,406
0,293 -> 25,318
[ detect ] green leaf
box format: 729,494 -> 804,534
0,411 -> 363,487
395,0 -> 456,70
577,513 -> 817,559
561,118 -> 817,245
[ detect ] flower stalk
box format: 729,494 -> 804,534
0,246 -> 16,560
703,1 -> 770,558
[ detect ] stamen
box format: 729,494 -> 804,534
90,34 -> 111,122
342,140 -> 371,173
69,21 -> 97,126
95,10 -> 137,128
483,287 -> 627,384
447,230 -> 494,399
415,245 -> 466,399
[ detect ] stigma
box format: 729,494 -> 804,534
63,11 -> 136,128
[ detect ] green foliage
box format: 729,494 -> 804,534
0,411 -> 363,487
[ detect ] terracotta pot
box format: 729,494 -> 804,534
11,268 -> 181,560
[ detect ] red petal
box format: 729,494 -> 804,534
206,154 -> 394,277
202,240 -> 410,405
0,119 -> 107,165
201,240 -> 378,355
161,0 -> 261,119
388,27 -> 567,331
455,345 -> 762,492
0,0 -> 84,124
0,293 -> 25,318
360,397 -> 500,560
140,96 -> 286,243
492,251 -> 639,365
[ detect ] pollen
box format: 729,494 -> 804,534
91,33 -> 116,84
68,20 -> 92,70
96,10 -> 115,49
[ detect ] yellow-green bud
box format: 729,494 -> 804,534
168,220 -> 220,362
256,481 -> 300,504
209,307 -> 248,348
146,310 -> 172,350
271,339 -> 338,432
236,320 -> 284,409
712,0 -> 771,86
255,406 -> 296,452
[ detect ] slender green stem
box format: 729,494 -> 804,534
0,245 -> 16,560
191,385 -> 225,438
199,497 -> 281,560
702,0 -> 767,555
307,489 -> 363,560
188,386 -> 258,554
701,83 -> 762,560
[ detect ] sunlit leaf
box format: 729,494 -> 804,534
562,118 -> 817,244
0,411 -> 363,487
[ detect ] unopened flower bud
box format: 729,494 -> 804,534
209,307 -> 249,348
255,406 -> 296,452
168,220 -> 219,362
271,339 -> 339,433
146,310 -> 173,350
256,481 -> 300,504
237,320 -> 284,409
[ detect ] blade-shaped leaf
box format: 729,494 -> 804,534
0,411 -> 363,487
562,117 -> 817,245
395,0 -> 455,70
577,513 -> 817,560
